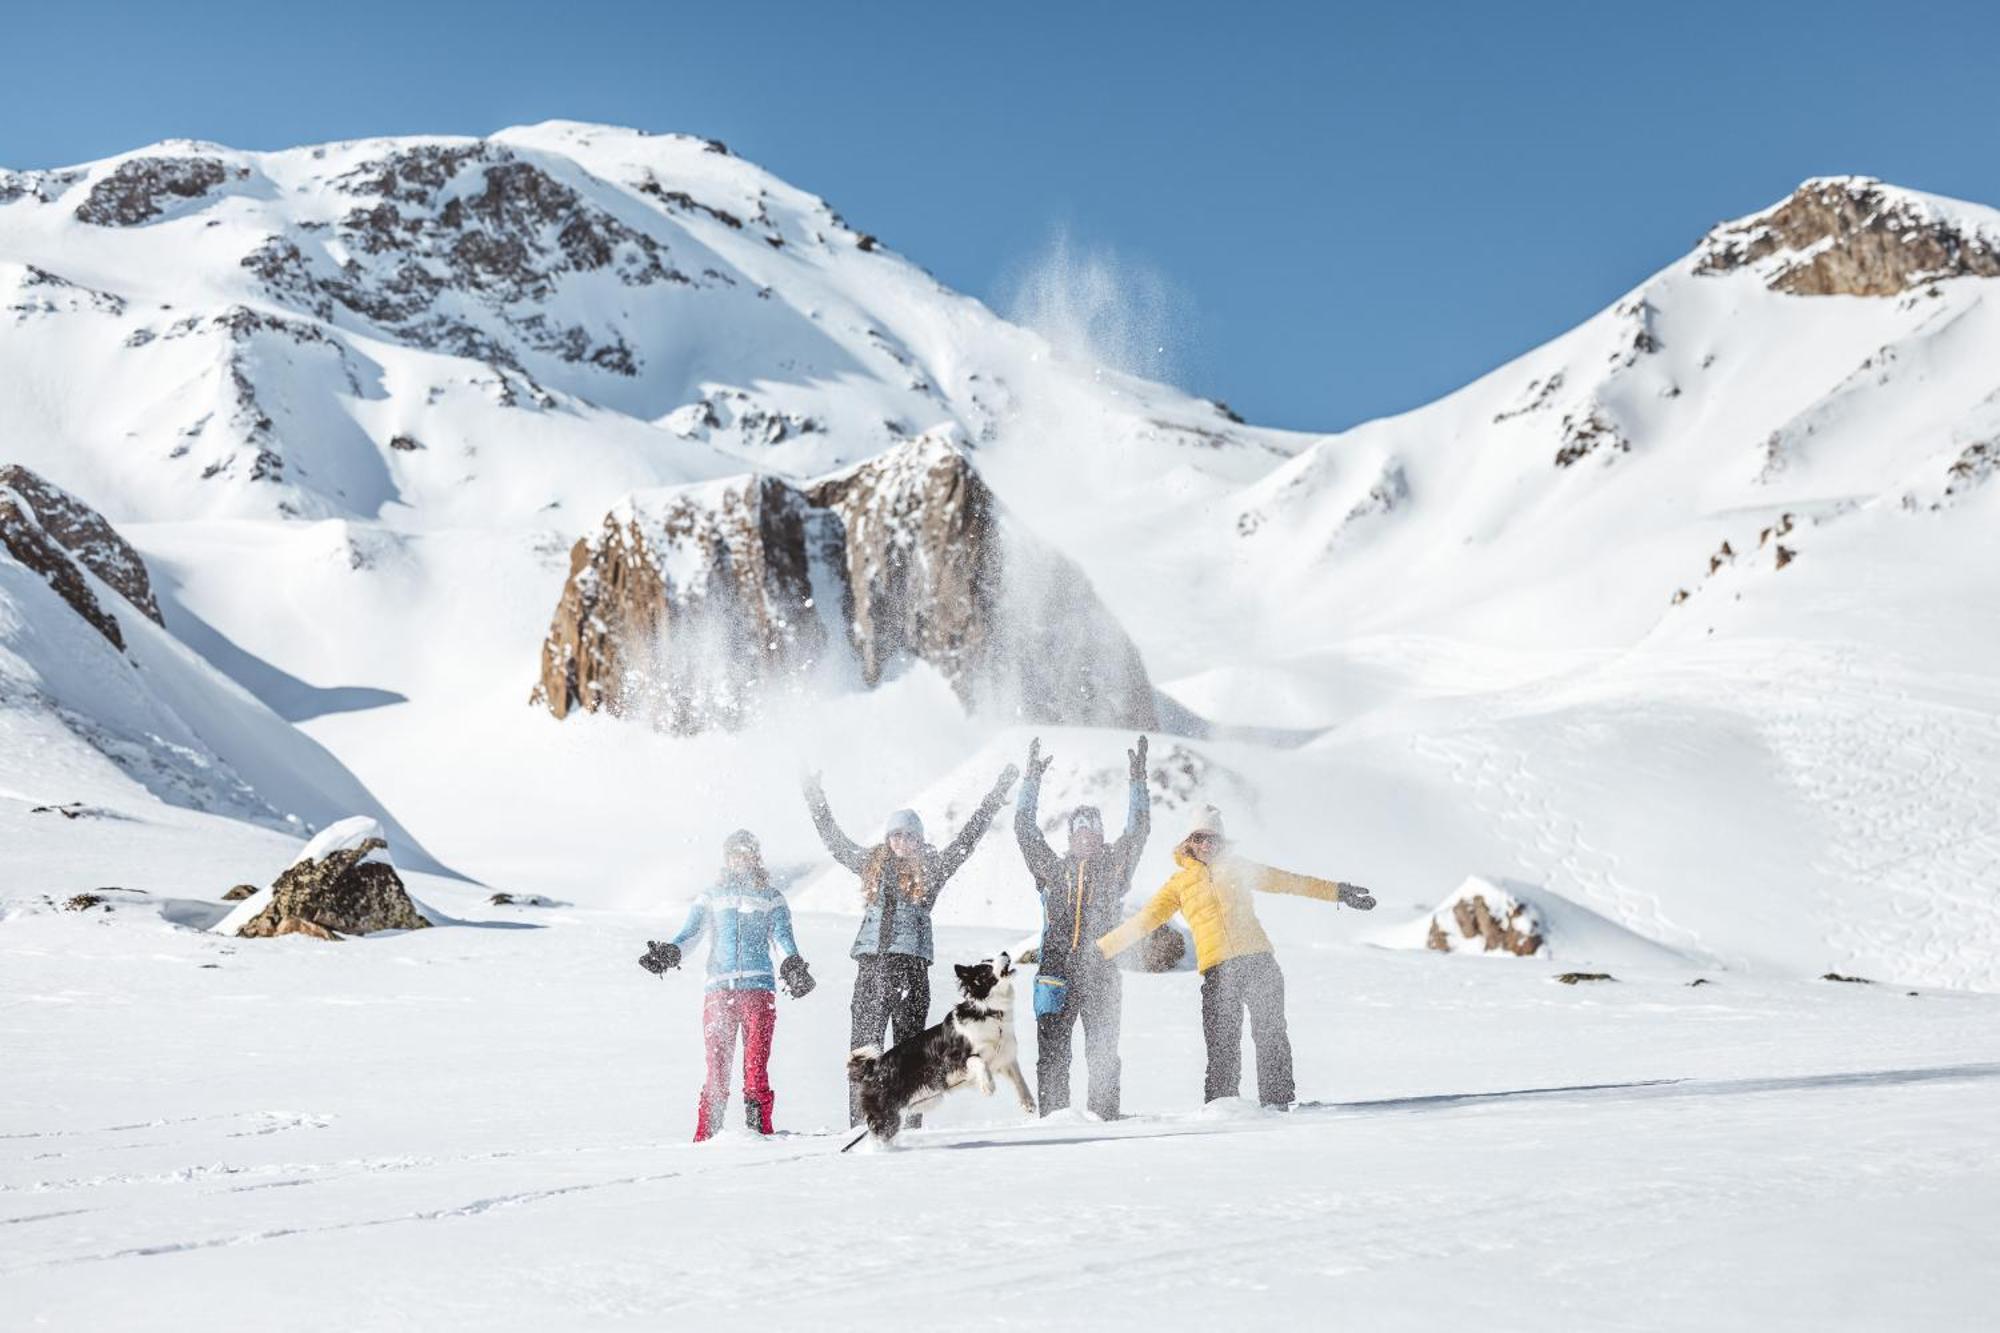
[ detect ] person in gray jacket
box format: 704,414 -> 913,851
1016,735 -> 1150,1120
803,763 -> 1018,1126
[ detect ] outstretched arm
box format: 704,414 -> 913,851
1096,880 -> 1182,960
802,773 -> 869,873
936,763 -> 1021,886
1014,740 -> 1061,885
1250,863 -> 1376,909
667,898 -> 710,950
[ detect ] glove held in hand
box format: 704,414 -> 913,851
638,940 -> 682,974
780,954 -> 816,999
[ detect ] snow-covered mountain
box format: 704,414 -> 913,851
0,463 -> 439,870
5,125 -> 1999,988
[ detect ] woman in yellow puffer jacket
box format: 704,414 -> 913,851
1095,805 -> 1376,1107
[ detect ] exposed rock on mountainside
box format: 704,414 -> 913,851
226,818 -> 432,939
1696,177 -> 2000,296
0,465 -> 161,623
536,436 -> 1157,733
536,472 -> 824,731
75,155 -> 234,227
1553,406 -> 1628,468
245,142 -> 676,372
0,168 -> 83,205
0,468 -> 130,649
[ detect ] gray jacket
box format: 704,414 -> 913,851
807,787 -> 1007,962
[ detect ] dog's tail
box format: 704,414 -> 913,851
847,1045 -> 881,1080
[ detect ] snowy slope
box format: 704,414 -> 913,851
5,878 -> 1999,1331
5,132 -> 2000,993
0,505 -> 442,874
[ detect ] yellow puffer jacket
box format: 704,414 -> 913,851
1096,844 -> 1347,974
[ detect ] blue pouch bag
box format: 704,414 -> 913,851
1033,973 -> 1068,1017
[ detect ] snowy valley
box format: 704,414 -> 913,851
5,125 -> 2000,1328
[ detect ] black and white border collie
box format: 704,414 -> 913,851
848,953 -> 1035,1146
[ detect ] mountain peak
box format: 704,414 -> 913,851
1695,176 -> 2000,295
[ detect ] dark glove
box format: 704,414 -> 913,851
1128,734 -> 1149,783
1026,738 -> 1053,782
780,954 -> 816,999
638,940 -> 682,975
990,763 -> 1020,802
1337,883 -> 1377,911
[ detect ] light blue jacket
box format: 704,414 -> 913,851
669,870 -> 800,992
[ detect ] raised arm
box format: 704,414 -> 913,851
802,772 -> 869,874
1096,878 -> 1182,961
935,762 -> 1021,886
1116,734 -> 1152,858
1014,739 -> 1061,885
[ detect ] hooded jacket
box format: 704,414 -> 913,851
1096,841 -> 1348,974
668,868 -> 801,992
1016,770 -> 1149,980
807,785 -> 1007,962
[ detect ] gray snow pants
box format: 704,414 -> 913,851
1199,952 -> 1296,1107
1035,967 -> 1122,1120
848,952 -> 930,1126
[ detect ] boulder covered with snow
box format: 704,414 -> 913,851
1424,880 -> 1546,956
216,817 -> 434,940
1374,875 -> 1692,969
535,434 -> 1157,733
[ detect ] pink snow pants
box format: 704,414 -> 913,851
695,989 -> 777,1141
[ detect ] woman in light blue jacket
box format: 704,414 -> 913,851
640,830 -> 816,1140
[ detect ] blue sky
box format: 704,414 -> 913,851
5,0 -> 1995,431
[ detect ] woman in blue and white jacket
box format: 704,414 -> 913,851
639,830 -> 816,1141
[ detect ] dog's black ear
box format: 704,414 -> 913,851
954,963 -> 973,982
997,952 -> 1013,975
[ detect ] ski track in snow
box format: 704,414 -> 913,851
11,1062 -> 1998,1275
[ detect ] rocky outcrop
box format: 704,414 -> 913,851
75,156 -> 233,226
535,436 -> 1157,733
1553,406 -> 1629,469
0,469 -> 130,649
0,168 -> 83,206
225,817 -> 432,940
536,473 -> 825,730
244,142 -> 677,373
0,466 -> 161,623
1696,177 -> 2000,296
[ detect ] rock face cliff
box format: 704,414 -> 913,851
0,465 -> 162,624
535,435 -> 1157,733
1696,176 -> 2000,296
0,463 -> 163,650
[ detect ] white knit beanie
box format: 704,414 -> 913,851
1187,805 -> 1225,838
